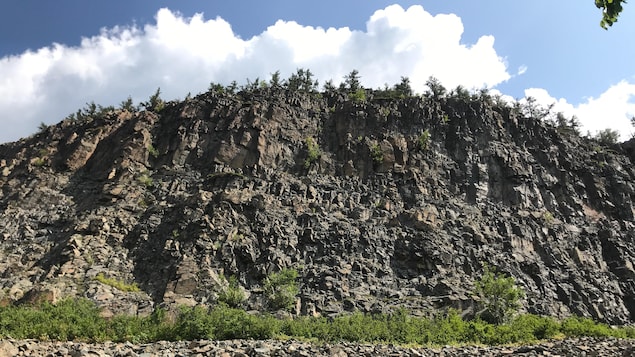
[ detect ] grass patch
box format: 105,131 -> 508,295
138,174 -> 154,188
95,273 -> 140,292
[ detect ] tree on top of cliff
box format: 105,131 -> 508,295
394,76 -> 413,97
424,76 -> 446,99
342,70 -> 362,92
286,68 -> 318,92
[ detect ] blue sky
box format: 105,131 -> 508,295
0,1 -> 634,143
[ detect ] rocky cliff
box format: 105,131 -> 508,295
1,86 -> 634,324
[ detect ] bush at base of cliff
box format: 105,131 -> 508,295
0,299 -> 633,344
217,275 -> 246,308
263,268 -> 299,311
474,265 -> 525,324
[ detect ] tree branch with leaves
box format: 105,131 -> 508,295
596,0 -> 627,29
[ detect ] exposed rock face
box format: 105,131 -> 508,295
0,88 -> 634,324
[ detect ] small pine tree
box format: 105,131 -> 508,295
452,85 -> 471,100
242,77 -> 261,92
343,70 -> 361,92
270,70 -> 282,87
285,68 -> 317,92
120,96 -> 135,111
424,76 -> 446,99
226,81 -> 238,94
322,80 -> 336,92
209,82 -> 225,94
83,101 -> 98,117
393,76 -> 413,97
38,122 -> 48,132
143,88 -> 164,112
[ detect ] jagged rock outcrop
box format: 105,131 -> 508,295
0,87 -> 634,324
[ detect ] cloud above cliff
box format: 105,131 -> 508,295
0,5 -> 512,143
0,4 -> 632,143
525,81 -> 635,140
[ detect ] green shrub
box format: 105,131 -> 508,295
109,313 -> 166,343
385,308 -> 414,343
171,306 -> 215,340
473,265 -> 524,324
465,315 -> 555,345
147,144 -> 159,158
430,309 -> 469,344
144,88 -> 165,113
263,268 -> 299,311
207,305 -> 280,340
119,96 -> 135,111
287,312 -> 392,343
542,210 -> 554,225
32,157 -> 46,167
593,128 -> 620,146
0,298 -> 108,341
509,314 -> 559,340
1,298 -> 633,345
560,316 -> 624,338
417,130 -> 431,151
370,144 -> 383,164
138,174 -> 154,188
348,89 -> 366,102
282,315 -> 328,341
164,305 -> 280,341
304,137 -> 321,168
218,275 -> 246,308
38,122 -> 49,132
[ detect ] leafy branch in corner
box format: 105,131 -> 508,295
595,0 -> 626,29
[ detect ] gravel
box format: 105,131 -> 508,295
0,337 -> 633,357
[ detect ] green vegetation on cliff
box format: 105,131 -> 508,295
0,299 -> 632,344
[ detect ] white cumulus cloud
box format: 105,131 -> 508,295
525,81 -> 635,141
0,5 -> 513,143
517,65 -> 527,75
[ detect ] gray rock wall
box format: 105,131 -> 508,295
0,88 -> 633,323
